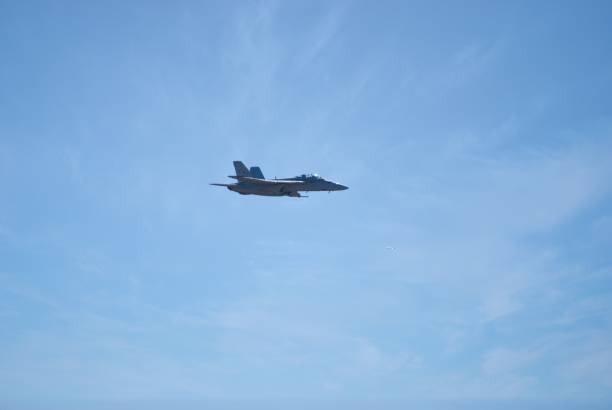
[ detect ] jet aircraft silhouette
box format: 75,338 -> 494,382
211,161 -> 349,198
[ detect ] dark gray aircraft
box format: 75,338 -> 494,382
211,161 -> 349,198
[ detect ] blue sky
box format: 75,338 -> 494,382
1,1 -> 612,408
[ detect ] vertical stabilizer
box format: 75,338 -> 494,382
249,166 -> 265,179
233,161 -> 250,177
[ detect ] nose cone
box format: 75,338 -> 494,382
336,183 -> 349,191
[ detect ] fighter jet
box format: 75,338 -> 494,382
211,161 -> 349,198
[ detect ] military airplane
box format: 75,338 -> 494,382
211,161 -> 349,198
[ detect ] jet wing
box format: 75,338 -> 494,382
237,177 -> 303,185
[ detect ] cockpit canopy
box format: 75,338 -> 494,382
298,173 -> 323,181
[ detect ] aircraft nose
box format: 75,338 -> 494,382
336,184 -> 349,191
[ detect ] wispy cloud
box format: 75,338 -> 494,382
482,347 -> 542,376
295,4 -> 346,70
411,39 -> 505,100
